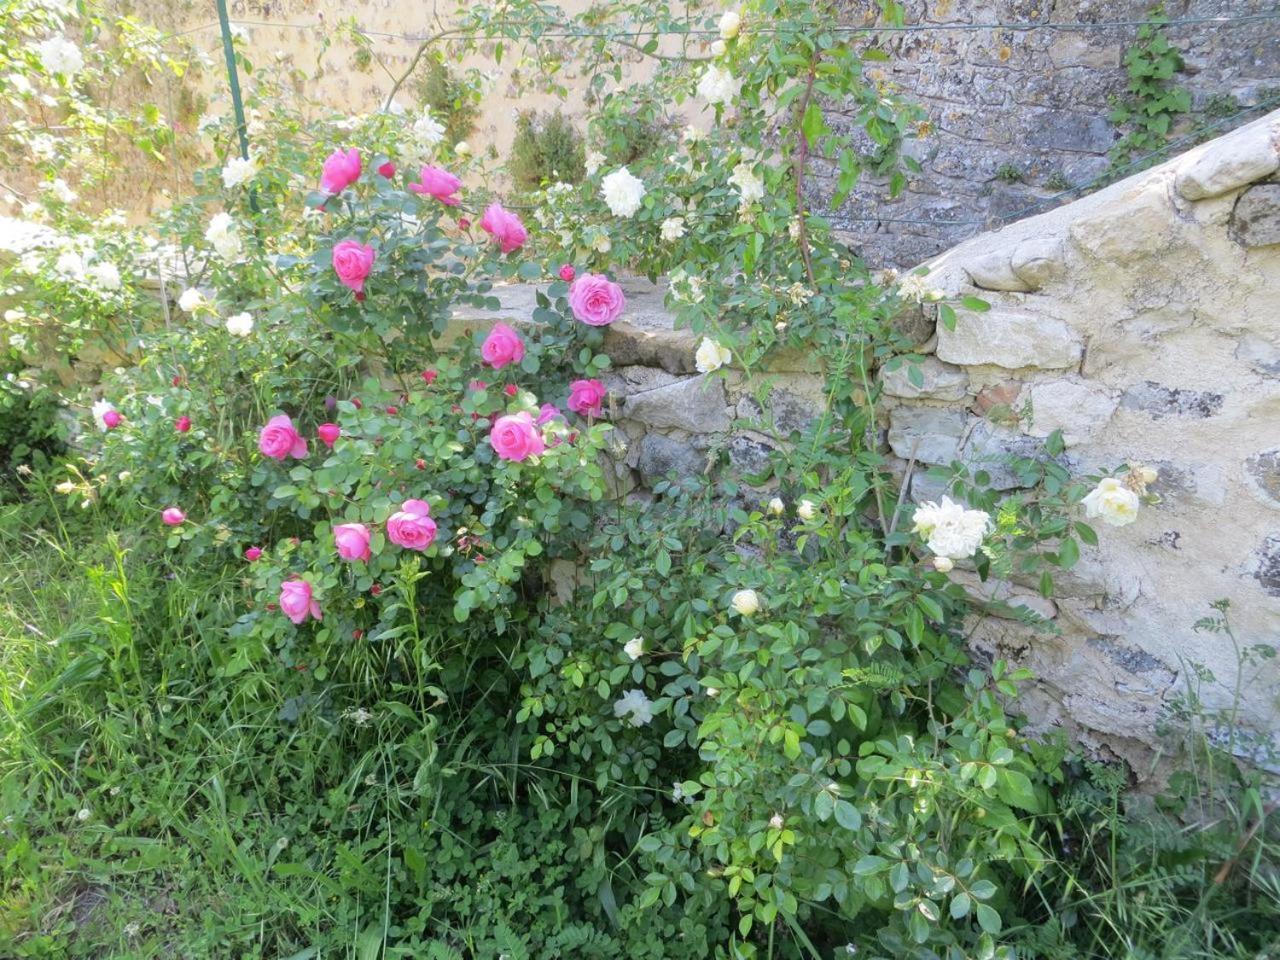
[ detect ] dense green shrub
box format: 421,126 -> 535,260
508,109 -> 587,191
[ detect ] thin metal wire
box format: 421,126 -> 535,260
165,11 -> 1280,43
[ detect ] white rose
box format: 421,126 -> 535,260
590,232 -> 612,254
221,155 -> 258,190
225,312 -> 254,337
933,556 -> 954,573
797,499 -> 816,521
768,812 -> 784,830
601,167 -> 647,218
46,178 -> 76,204
719,9 -> 742,39
53,249 -> 85,281
731,588 -> 760,616
86,261 -> 121,291
411,109 -> 445,148
695,337 -> 731,373
912,496 -> 991,560
454,140 -> 471,157
613,688 -> 654,727
177,288 -> 204,312
660,217 -> 686,242
91,399 -> 115,430
711,39 -> 727,57
766,497 -> 784,516
728,161 -> 765,204
624,637 -> 644,660
585,150 -> 606,175
36,35 -> 84,77
205,212 -> 242,262
697,64 -> 739,106
1082,477 -> 1141,527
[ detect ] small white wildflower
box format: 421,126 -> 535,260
660,216 -> 686,242
705,686 -> 720,697
585,150 -> 606,175
613,688 -> 655,727
601,167 -> 647,218
343,707 -> 374,727
220,154 -> 258,189
730,588 -> 760,616
672,782 -> 688,803
624,636 -> 644,660
695,337 -> 731,374
225,312 -> 253,337
117,471 -> 131,482
76,807 -> 90,822
123,921 -> 141,938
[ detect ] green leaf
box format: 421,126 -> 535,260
950,891 -> 971,919
834,799 -> 861,831
1057,536 -> 1079,569
960,296 -> 990,312
1074,521 -> 1099,546
975,902 -> 1002,935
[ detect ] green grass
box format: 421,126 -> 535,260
2,479 -> 1278,959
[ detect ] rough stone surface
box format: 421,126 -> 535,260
887,407 -> 966,465
824,0 -> 1280,269
1025,379 -> 1119,446
1175,121 -> 1280,200
892,109 -> 1280,756
636,433 -> 705,485
962,249 -> 1031,292
1119,381 -> 1225,419
1010,238 -> 1067,289
882,356 -> 970,402
622,373 -> 731,434
1230,183 -> 1280,247
936,307 -> 1083,370
1245,449 -> 1280,509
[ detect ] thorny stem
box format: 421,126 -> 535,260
792,56 -> 819,287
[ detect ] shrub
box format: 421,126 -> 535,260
508,109 -> 587,191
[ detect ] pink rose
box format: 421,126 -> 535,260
333,522 -> 372,562
568,274 -> 626,326
478,202 -> 527,254
567,378 -> 607,417
320,147 -> 362,195
258,414 -> 308,461
332,239 -> 375,295
481,322 -> 525,370
377,161 -> 396,178
244,546 -> 263,562
421,369 -> 438,385
559,264 -> 576,282
536,403 -> 563,425
175,416 -> 191,433
279,579 -> 322,625
103,410 -> 123,429
408,165 -> 461,206
317,422 -> 341,448
489,412 -> 546,462
161,507 -> 186,526
386,499 -> 437,551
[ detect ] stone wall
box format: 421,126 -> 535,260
456,109 -> 1280,767
887,108 -> 1280,766
823,0 -> 1280,268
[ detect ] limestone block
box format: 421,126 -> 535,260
1118,381 -> 1224,419
1010,237 -> 1067,288
1229,184 -> 1280,247
1024,379 -> 1119,446
1237,333 -> 1280,377
964,420 -> 1053,489
622,374 -> 731,434
1069,177 -> 1176,263
935,307 -> 1083,370
637,433 -> 705,485
962,250 -> 1031,292
881,356 -> 970,402
1245,449 -> 1280,509
1175,123 -> 1280,200
886,407 -> 966,465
